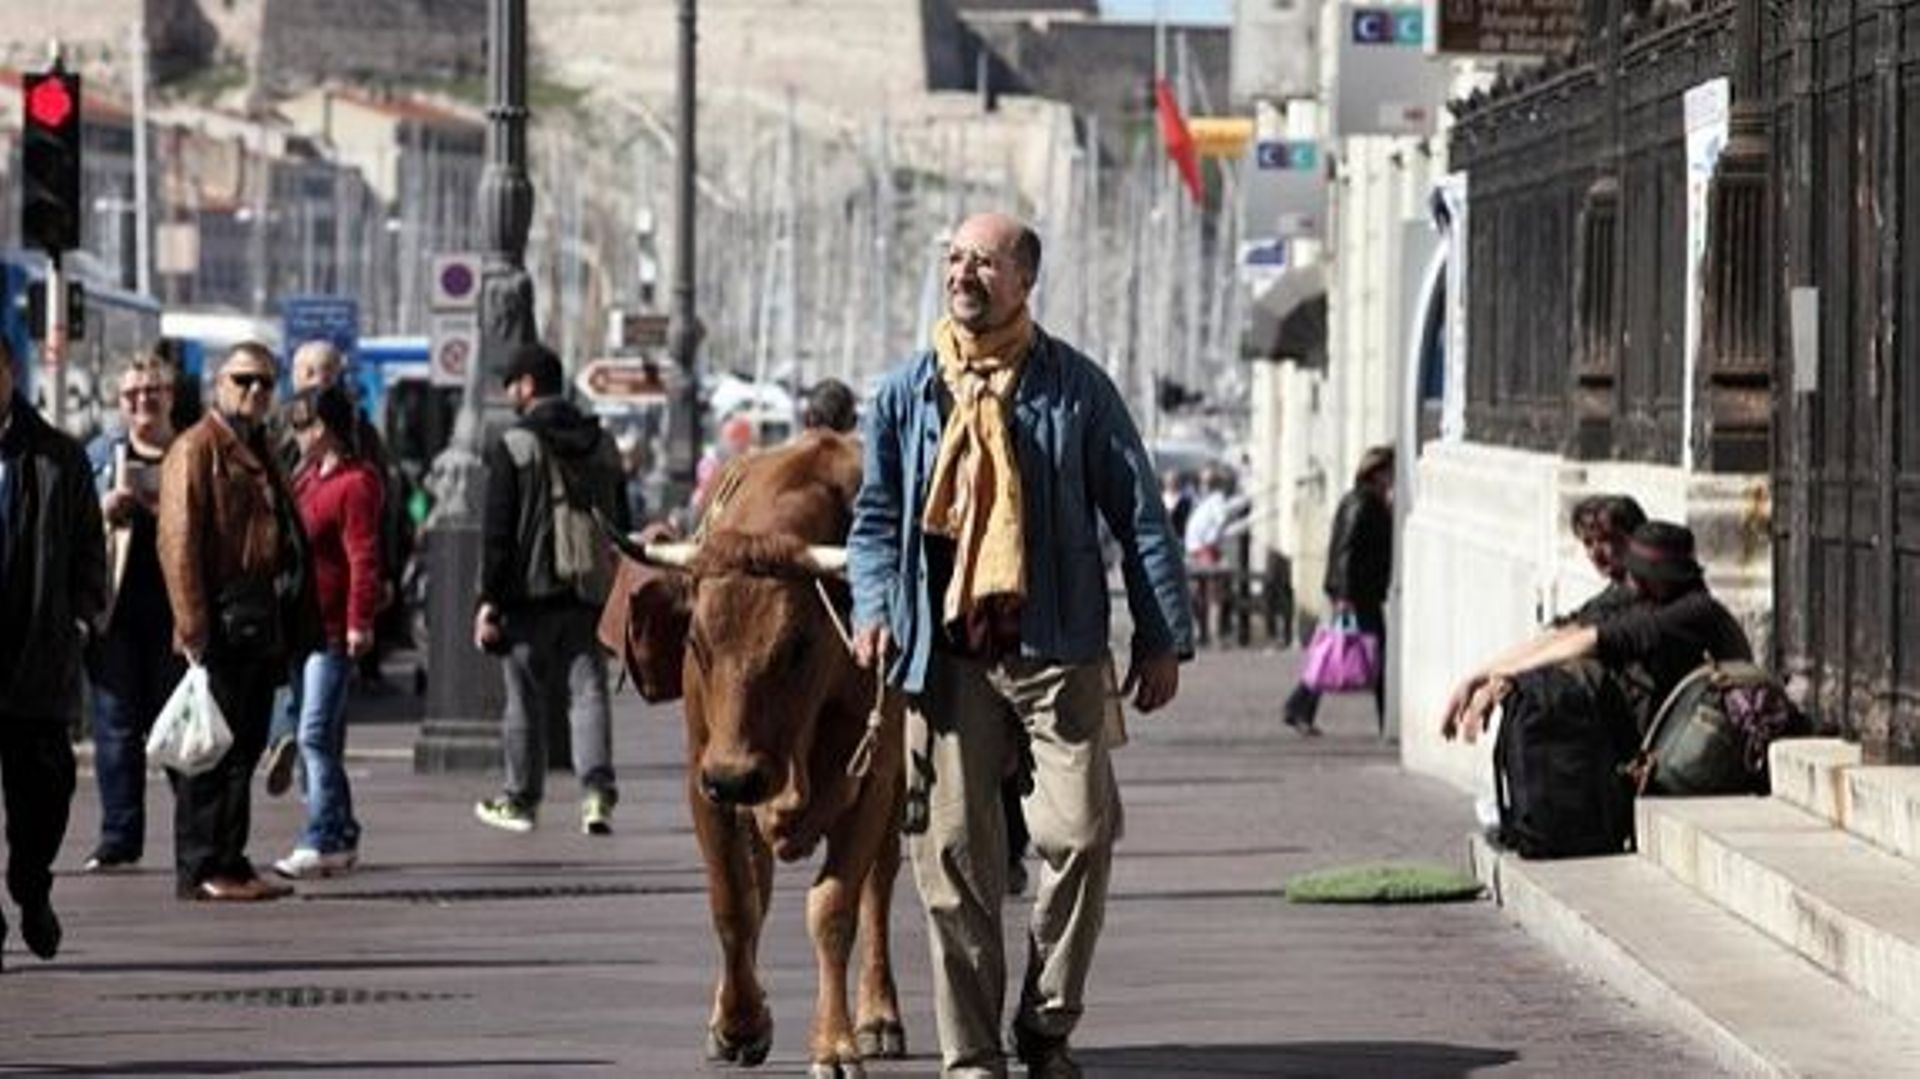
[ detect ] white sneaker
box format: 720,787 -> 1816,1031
272,847 -> 356,879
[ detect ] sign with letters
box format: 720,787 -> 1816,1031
1332,1 -> 1453,136
1432,0 -> 1583,57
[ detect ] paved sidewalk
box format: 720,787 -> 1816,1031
1,648 -> 1726,1077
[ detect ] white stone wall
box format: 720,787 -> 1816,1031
1398,440 -> 1775,798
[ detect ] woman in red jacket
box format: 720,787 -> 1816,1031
273,384 -> 383,879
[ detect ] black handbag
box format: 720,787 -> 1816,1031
213,576 -> 283,659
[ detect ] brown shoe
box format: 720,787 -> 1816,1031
191,876 -> 294,902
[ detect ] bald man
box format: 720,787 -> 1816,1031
849,213 -> 1193,1077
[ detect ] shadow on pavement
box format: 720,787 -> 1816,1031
1,1060 -> 610,1076
1078,1040 -> 1520,1076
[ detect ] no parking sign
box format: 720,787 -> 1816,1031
430,312 -> 478,388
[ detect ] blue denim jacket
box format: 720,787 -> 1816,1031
849,329 -> 1194,694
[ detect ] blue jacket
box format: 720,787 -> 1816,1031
849,330 -> 1194,694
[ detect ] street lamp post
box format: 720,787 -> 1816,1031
414,0 -> 536,772
666,0 -> 704,504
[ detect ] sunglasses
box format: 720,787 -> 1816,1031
228,372 -> 276,392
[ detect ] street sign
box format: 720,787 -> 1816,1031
575,357 -> 667,403
281,296 -> 359,363
430,312 -> 478,388
1433,0 -> 1583,56
608,309 -> 671,351
1333,1 -> 1452,136
1243,139 -> 1328,241
430,252 -> 481,312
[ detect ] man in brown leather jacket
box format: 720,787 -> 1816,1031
158,342 -> 315,902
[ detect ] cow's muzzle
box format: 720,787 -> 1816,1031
700,765 -> 774,807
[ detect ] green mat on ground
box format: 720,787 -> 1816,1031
1283,862 -> 1484,904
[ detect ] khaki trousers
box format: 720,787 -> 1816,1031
907,653 -> 1121,1078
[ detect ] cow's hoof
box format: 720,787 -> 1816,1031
706,1025 -> 773,1068
808,1062 -> 865,1079
855,1021 -> 907,1060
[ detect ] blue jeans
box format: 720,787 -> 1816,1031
294,649 -> 360,854
89,655 -> 179,860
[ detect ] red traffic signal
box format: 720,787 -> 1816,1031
21,70 -> 83,254
26,76 -> 75,129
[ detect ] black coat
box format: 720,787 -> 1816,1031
0,397 -> 107,722
1323,484 -> 1392,608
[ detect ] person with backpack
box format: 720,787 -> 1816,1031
1435,493 -> 1649,729
1443,520 -> 1752,743
473,344 -> 630,836
1440,520 -> 1752,858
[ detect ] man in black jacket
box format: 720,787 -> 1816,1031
1283,445 -> 1393,736
472,344 -> 630,836
0,344 -> 107,968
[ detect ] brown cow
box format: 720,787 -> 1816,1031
604,430 -> 906,1078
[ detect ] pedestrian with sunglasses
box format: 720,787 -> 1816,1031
80,350 -> 186,873
157,343 -> 319,902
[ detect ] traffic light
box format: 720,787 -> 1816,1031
21,69 -> 83,254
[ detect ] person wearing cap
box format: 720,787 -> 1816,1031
472,343 -> 630,836
1442,519 -> 1752,742
270,384 -> 384,879
1281,444 -> 1396,736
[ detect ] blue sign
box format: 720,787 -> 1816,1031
1255,140 -> 1321,172
1352,7 -> 1425,46
281,296 -> 359,367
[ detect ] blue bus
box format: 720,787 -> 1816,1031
1,250 -> 163,438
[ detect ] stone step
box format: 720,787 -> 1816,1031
1637,795 -> 1920,1032
1469,832 -> 1920,1077
1769,737 -> 1920,866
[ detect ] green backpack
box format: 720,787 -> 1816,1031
1631,658 -> 1806,796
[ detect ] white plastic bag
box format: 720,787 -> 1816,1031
146,664 -> 233,776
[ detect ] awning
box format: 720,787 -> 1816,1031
1241,262 -> 1328,366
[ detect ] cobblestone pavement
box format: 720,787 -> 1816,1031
0,647 -> 1726,1077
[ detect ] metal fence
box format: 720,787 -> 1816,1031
1451,0 -> 1920,759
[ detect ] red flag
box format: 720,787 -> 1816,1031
1154,77 -> 1204,207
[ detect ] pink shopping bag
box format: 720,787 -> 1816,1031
1300,613 -> 1380,693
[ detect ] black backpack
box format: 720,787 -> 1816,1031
1494,659 -> 1641,859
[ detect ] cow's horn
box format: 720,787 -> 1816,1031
805,546 -> 849,576
641,542 -> 700,569
593,508 -> 698,570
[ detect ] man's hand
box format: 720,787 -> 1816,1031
473,603 -> 502,652
347,628 -> 374,658
1456,675 -> 1511,745
1121,650 -> 1180,713
176,635 -> 206,666
1440,672 -> 1489,741
852,624 -> 892,671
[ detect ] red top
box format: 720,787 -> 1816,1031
293,457 -> 385,646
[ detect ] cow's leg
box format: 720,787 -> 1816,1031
804,774 -> 900,1075
689,774 -> 774,1067
854,803 -> 907,1061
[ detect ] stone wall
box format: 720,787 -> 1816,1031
257,0 -> 484,92
532,0 -> 945,119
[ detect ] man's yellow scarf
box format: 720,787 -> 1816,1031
923,309 -> 1033,628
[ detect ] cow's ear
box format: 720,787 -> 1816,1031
628,573 -> 693,704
